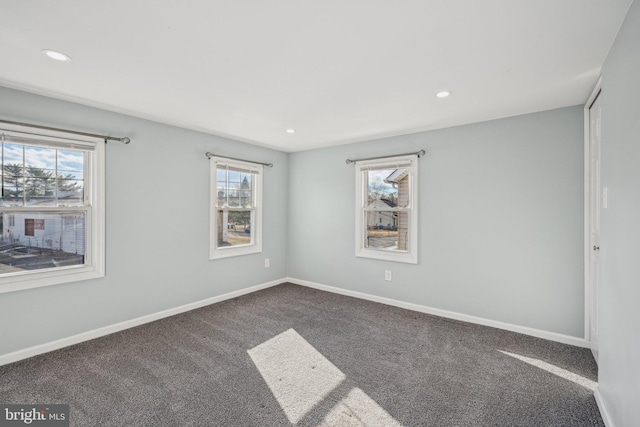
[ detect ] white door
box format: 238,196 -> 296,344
588,91 -> 602,363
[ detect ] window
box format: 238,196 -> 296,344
355,155 -> 418,264
0,125 -> 105,293
210,157 -> 262,259
24,219 -> 45,236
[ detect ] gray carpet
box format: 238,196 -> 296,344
0,283 -> 602,426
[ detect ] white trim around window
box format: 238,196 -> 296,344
355,154 -> 418,264
209,156 -> 263,260
0,123 -> 106,294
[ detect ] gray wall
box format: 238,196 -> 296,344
0,86 -> 288,355
288,107 -> 585,337
0,88 -> 586,355
598,1 -> 640,425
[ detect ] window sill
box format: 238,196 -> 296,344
0,265 -> 105,294
356,248 -> 417,264
210,244 -> 262,260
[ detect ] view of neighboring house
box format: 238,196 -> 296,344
0,212 -> 85,255
367,198 -> 398,229
216,210 -> 251,246
384,169 -> 409,251
366,168 -> 409,251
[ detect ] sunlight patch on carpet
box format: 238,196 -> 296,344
248,328 -> 346,424
499,350 -> 597,391
248,328 -> 401,426
317,387 -> 402,427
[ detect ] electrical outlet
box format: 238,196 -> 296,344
385,270 -> 392,281
264,258 -> 270,268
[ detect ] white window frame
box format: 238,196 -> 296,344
0,123 -> 106,294
210,156 -> 262,259
355,154 -> 418,264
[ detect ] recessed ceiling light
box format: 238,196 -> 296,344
436,91 -> 451,98
286,129 -> 295,134
42,49 -> 71,61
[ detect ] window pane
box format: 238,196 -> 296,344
228,170 -> 241,183
364,211 -> 409,252
57,150 -> 84,174
216,167 -> 228,208
1,143 -> 25,207
3,143 -> 24,164
241,173 -> 252,188
25,177 -> 56,206
25,146 -> 56,170
240,192 -> 252,208
216,210 -> 253,247
216,187 -> 227,206
1,143 -> 85,207
0,211 -> 86,274
1,175 -> 24,206
57,179 -> 84,206
396,211 -> 409,251
216,166 -> 255,209
366,168 -> 409,208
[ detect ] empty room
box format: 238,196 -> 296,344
0,1 -> 638,426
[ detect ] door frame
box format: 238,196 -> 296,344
584,76 -> 602,342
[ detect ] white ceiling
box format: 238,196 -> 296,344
0,1 -> 632,152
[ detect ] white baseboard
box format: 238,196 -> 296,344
1,276 -> 590,367
0,278 -> 284,367
286,277 -> 590,348
594,387 -> 614,427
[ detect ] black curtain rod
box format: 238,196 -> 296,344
206,152 -> 273,168
0,119 -> 131,144
345,150 -> 426,164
